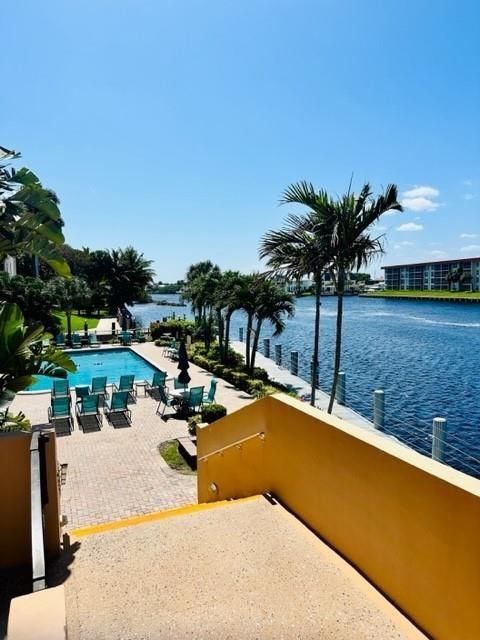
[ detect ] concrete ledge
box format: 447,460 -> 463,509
7,586 -> 66,640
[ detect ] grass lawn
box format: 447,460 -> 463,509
54,312 -> 102,332
363,290 -> 480,300
159,440 -> 196,475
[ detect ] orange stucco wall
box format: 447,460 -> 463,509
197,394 -> 480,640
0,431 -> 60,569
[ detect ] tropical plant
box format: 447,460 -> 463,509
259,182 -> 333,405
46,277 -> 92,342
103,247 -> 155,312
0,303 -> 76,431
182,261 -> 222,350
247,278 -> 295,374
0,146 -> 70,276
325,183 -> 402,413
0,272 -> 60,334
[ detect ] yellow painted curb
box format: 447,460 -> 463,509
71,495 -> 261,538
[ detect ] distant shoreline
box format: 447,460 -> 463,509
361,292 -> 480,303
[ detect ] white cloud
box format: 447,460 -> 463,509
463,179 -> 473,186
401,185 -> 441,212
396,222 -> 424,232
398,241 -> 414,246
403,186 -> 439,198
464,194 -> 475,200
460,233 -> 478,239
460,245 -> 480,253
429,250 -> 448,258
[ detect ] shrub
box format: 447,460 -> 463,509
187,414 -> 202,436
201,404 -> 227,424
212,363 -> 226,378
150,319 -> 195,340
192,355 -> 210,370
246,379 -> 265,396
230,371 -> 250,391
251,367 -> 269,382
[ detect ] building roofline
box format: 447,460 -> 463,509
382,257 -> 480,269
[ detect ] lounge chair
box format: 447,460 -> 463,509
89,333 -> 100,348
90,376 -> 109,403
120,331 -> 132,346
52,379 -> 70,398
112,374 -> 135,402
186,386 -> 204,413
55,333 -> 66,348
203,379 -> 217,405
76,394 -> 103,429
145,371 -> 168,397
133,329 -> 146,343
75,385 -> 90,404
164,341 -> 179,360
71,333 -> 82,348
48,396 -> 73,433
104,391 -> 132,424
156,386 -> 176,419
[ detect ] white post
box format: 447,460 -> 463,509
373,390 -> 385,429
432,417 -> 447,462
263,338 -> 270,358
337,372 -> 346,405
290,351 -> 299,376
274,344 -> 282,366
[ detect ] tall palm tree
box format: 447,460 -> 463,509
105,247 -> 154,312
248,278 -> 295,374
326,183 -> 402,413
259,182 -> 333,406
182,261 -> 221,350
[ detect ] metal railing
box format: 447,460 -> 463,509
30,431 -> 48,592
198,431 -> 265,463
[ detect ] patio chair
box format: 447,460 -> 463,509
186,386 -> 204,414
75,385 -> 90,404
120,331 -> 132,346
55,333 -> 66,348
104,391 -> 132,424
112,374 -> 135,401
203,378 -> 217,405
145,371 -> 167,397
156,386 -> 176,419
52,379 -> 70,398
173,376 -> 188,392
48,396 -> 73,433
89,333 -> 100,348
90,376 -> 109,402
164,340 -> 179,360
133,329 -> 146,343
76,394 -> 103,429
71,333 -> 82,348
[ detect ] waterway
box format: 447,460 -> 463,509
131,294 -> 480,475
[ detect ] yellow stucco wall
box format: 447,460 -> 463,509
0,431 -> 60,569
197,394 -> 480,640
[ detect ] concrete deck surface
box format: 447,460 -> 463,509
57,496 -> 425,640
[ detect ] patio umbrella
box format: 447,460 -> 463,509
177,340 -> 191,385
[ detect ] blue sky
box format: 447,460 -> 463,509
3,0 -> 479,280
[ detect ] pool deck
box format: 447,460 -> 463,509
11,342 -> 254,530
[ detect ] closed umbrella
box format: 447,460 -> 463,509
177,340 -> 191,385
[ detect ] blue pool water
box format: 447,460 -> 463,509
28,348 -> 160,392
132,294 -> 480,475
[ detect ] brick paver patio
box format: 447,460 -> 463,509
10,342 -> 253,529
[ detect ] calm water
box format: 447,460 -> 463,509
28,348 -> 160,391
132,294 -> 480,475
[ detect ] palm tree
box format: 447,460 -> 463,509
182,261 -> 221,350
105,247 -> 154,312
259,182 -> 333,406
248,278 -> 295,374
326,183 -> 402,413
46,277 -> 92,343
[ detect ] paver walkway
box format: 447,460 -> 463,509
10,343 -> 253,529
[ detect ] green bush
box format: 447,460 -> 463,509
212,363 -> 226,378
251,367 -> 269,382
201,404 -> 227,424
192,355 -> 210,370
187,414 -> 202,436
246,379 -> 265,396
230,371 -> 250,391
150,319 -> 195,340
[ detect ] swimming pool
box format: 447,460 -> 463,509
26,348 -> 160,392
